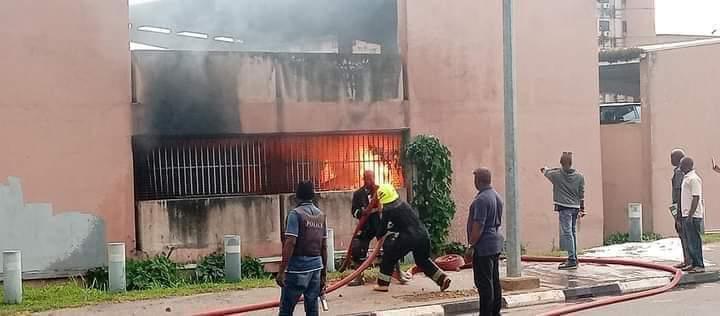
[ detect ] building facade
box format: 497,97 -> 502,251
598,0 -> 656,48
1,0 -> 604,276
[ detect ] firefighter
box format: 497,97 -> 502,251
374,184 -> 451,292
348,171 -> 409,286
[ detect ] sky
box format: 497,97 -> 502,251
129,0 -> 720,36
656,0 -> 720,35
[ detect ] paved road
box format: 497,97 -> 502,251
454,282 -> 720,315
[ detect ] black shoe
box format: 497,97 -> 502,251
558,262 -> 578,270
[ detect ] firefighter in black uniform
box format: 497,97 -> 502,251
374,184 -> 451,292
348,171 -> 409,286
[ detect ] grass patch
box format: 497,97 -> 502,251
703,232 -> 720,244
604,232 -> 663,246
0,278 -> 275,315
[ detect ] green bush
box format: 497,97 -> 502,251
405,135 -> 456,254
195,253 -> 269,282
195,252 -> 225,283
604,232 -> 663,245
442,242 -> 468,256
126,256 -> 184,290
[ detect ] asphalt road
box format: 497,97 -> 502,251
453,282 -> 720,315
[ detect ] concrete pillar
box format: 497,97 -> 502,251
224,235 -> 242,282
628,203 -> 643,242
3,251 -> 22,304
326,228 -> 336,272
107,243 -> 126,293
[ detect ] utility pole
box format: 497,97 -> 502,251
503,0 -> 522,278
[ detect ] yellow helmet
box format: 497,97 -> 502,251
376,183 -> 399,205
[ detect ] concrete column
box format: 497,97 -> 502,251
628,203 -> 643,242
107,243 -> 126,293
3,251 -> 22,304
326,228 -> 336,272
224,235 -> 242,282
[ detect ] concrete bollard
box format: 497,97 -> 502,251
3,251 -> 22,304
107,243 -> 126,293
224,235 -> 242,282
326,228 -> 336,272
628,203 -> 643,242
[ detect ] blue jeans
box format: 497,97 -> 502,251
279,270 -> 321,316
558,208 -> 579,263
683,217 -> 705,268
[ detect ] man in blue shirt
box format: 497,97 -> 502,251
277,181 -> 327,316
467,168 -> 504,316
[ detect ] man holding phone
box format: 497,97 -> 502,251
541,152 -> 585,270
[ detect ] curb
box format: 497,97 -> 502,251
359,271 -> 720,315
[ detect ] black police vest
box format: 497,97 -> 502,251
293,205 -> 326,257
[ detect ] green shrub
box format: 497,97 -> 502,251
195,252 -> 225,283
126,256 -> 184,290
604,232 -> 663,245
442,242 -> 468,256
405,135 -> 455,254
241,256 -> 269,279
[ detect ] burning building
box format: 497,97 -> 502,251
1,0 -> 604,276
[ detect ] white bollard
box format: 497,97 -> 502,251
224,235 -> 242,282
628,203 -> 643,242
326,228 -> 336,272
3,251 -> 22,304
107,243 -> 126,293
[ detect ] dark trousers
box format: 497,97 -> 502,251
675,216 -> 691,264
473,252 -> 502,316
378,233 -> 443,286
683,217 -> 705,268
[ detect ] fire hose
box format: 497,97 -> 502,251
194,236 -> 387,316
195,204 -> 682,316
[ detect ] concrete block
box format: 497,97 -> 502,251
619,277 -> 670,294
372,305 -> 444,316
679,270 -> 720,285
502,290 -> 565,308
500,276 -> 540,292
563,283 -> 621,299
441,299 -> 477,314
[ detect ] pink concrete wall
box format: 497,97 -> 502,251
515,0 -> 604,249
405,0 -> 604,250
625,0 -> 657,46
600,124 -> 651,237
0,1 -> 133,247
644,44 -> 720,236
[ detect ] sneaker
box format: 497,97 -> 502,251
673,263 -> 690,269
348,276 -> 365,287
558,262 -> 578,270
689,267 -> 706,273
373,285 -> 389,292
439,277 -> 452,291
682,265 -> 695,272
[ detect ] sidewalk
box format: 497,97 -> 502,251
37,254 -> 676,316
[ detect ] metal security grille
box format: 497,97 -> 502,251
133,131 -> 405,201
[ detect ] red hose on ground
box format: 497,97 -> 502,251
528,256 -> 683,316
193,236 -> 387,316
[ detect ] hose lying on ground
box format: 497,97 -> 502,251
193,236 -> 387,316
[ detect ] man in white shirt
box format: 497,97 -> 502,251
680,157 -> 705,273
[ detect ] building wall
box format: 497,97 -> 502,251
405,0 -> 604,250
600,123 -> 651,237
644,44 -> 720,236
624,0 -> 657,46
516,0 -> 605,249
0,1 -> 133,274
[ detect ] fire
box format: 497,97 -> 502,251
358,149 -> 392,185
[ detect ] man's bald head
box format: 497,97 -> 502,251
680,156 -> 694,174
671,149 -> 686,167
363,170 -> 376,188
473,167 -> 492,190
